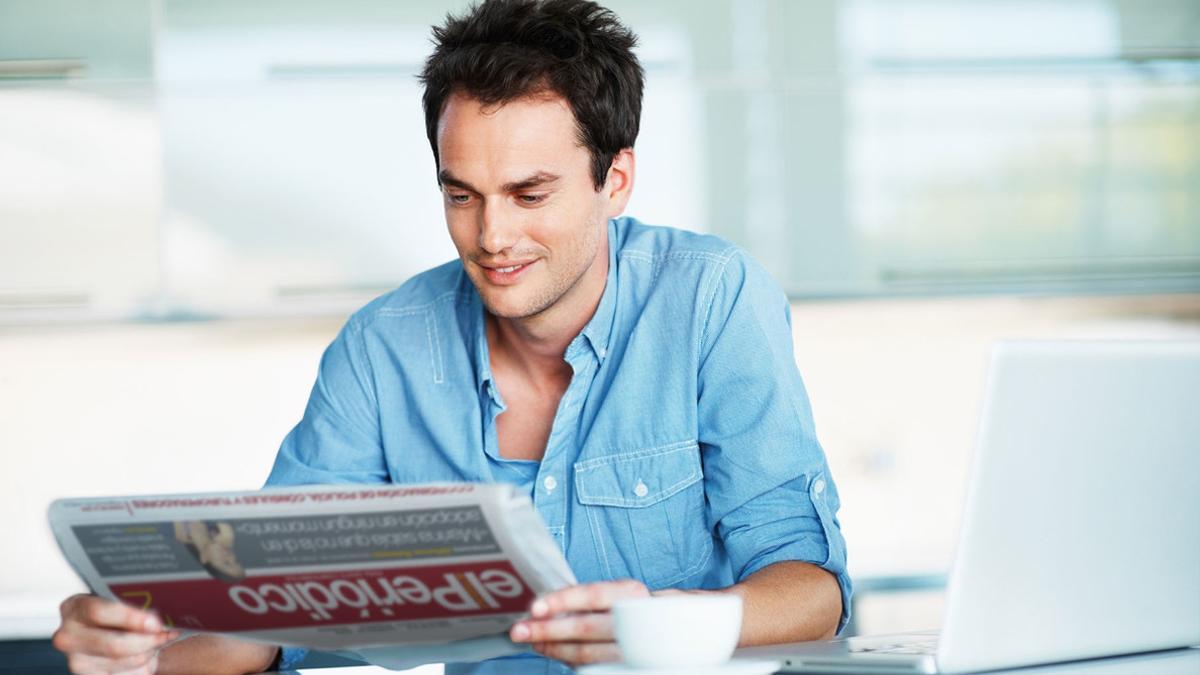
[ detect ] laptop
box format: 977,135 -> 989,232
738,340 -> 1200,673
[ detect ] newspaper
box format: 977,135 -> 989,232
47,483 -> 576,651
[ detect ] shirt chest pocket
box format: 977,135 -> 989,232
573,440 -> 713,589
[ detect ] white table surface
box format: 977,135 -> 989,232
292,647 -> 1200,675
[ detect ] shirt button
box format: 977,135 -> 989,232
813,478 -> 826,496
633,480 -> 649,498
543,476 -> 557,492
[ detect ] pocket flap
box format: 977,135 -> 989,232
574,440 -> 702,508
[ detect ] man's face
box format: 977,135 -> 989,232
436,91 -> 619,321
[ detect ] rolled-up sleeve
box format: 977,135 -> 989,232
696,249 -> 852,633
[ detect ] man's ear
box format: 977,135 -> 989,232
602,148 -> 635,219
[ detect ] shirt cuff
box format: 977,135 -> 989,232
278,646 -> 309,670
728,473 -> 854,635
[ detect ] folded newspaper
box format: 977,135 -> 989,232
48,483 -> 576,651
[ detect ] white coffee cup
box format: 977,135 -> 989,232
612,594 -> 743,668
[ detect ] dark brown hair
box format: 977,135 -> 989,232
420,0 -> 644,189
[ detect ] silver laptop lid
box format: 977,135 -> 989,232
938,340 -> 1200,672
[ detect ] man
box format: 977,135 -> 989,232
52,0 -> 850,671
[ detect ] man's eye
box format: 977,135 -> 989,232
517,194 -> 547,205
447,193 -> 472,205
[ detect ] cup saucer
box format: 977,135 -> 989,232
577,657 -> 781,675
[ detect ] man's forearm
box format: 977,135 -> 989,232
156,635 -> 278,674
725,561 -> 842,646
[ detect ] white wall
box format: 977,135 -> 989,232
0,318 -> 338,636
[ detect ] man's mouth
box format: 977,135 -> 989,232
479,260 -> 536,285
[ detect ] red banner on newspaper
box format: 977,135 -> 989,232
109,560 -> 534,632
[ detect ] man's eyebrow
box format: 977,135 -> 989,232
501,172 -> 561,192
438,170 -> 476,192
438,170 -> 561,193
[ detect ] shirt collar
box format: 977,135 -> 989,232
471,290 -> 495,397
577,218 -> 619,363
470,218 -> 620,394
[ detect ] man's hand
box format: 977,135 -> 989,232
52,594 -> 180,674
508,579 -> 650,665
53,594 -> 281,674
507,562 -> 842,666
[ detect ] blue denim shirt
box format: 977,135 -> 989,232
266,217 -> 850,669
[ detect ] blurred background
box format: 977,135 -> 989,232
1,0 -> 1198,654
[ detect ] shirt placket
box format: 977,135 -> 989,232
476,383 -> 499,481
533,339 -> 595,555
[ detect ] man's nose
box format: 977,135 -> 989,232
478,198 -> 520,254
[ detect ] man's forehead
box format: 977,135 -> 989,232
436,92 -> 590,188
437,90 -> 582,148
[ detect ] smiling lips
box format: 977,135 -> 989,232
479,260 -> 536,285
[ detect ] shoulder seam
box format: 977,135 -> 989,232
342,317 -> 380,414
375,289 -> 462,385
697,246 -> 743,358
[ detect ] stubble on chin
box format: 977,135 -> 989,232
474,266 -> 560,321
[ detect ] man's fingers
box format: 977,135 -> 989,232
534,640 -> 623,665
514,580 -> 649,666
61,594 -> 163,633
532,579 -> 649,617
511,611 -> 613,643
53,622 -> 173,661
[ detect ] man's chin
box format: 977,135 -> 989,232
477,290 -> 553,321
480,299 -> 539,320
466,267 -> 560,320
